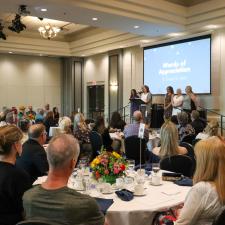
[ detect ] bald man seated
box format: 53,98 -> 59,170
23,134 -> 105,225
124,110 -> 149,141
16,124 -> 49,183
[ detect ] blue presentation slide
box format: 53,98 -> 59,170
144,37 -> 211,94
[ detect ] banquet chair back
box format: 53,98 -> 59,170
17,220 -> 56,225
181,134 -> 196,145
89,131 -> 103,158
124,135 -> 147,165
212,207 -> 225,225
179,142 -> 196,174
160,155 -> 193,177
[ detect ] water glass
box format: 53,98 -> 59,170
127,159 -> 135,173
152,163 -> 160,174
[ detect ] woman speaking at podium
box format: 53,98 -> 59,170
140,85 -> 152,126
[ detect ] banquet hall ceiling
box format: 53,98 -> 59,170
0,0 -> 224,56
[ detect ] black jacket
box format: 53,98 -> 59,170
16,139 -> 49,183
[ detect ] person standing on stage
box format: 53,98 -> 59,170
164,86 -> 174,120
183,85 -> 198,114
129,89 -> 139,116
140,85 -> 152,125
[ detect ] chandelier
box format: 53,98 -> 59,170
38,24 -> 61,40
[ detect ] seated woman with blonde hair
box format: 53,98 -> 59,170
195,119 -> 219,140
175,136 -> 225,225
58,116 -> 72,134
152,121 -> 187,158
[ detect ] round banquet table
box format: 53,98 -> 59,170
105,181 -> 190,225
34,176 -> 191,225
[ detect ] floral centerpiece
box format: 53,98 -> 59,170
90,151 -> 127,184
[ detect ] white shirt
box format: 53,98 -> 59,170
175,182 -> 222,225
172,95 -> 184,115
141,93 -> 149,103
195,132 -> 210,140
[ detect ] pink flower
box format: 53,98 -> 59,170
114,168 -> 120,174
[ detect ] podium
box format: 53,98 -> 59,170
130,98 -> 146,109
150,104 -> 164,128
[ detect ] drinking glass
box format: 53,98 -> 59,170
127,159 -> 135,173
152,163 -> 160,174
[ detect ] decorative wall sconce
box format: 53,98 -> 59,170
110,81 -> 118,91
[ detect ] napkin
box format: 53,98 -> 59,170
174,177 -> 193,186
94,198 -> 114,214
115,189 -> 134,201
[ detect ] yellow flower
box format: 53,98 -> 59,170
112,151 -> 121,159
91,157 -> 100,165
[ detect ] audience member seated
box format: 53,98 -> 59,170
44,111 -> 57,137
16,124 -> 49,183
35,108 -> 44,124
0,125 -> 31,225
109,111 -> 126,132
177,111 -> 195,141
92,116 -> 113,151
52,106 -> 59,124
22,134 -> 105,225
73,113 -> 92,160
152,121 -> 187,158
43,104 -> 50,118
190,110 -> 206,135
124,110 -> 149,142
18,106 -> 26,121
18,119 -> 30,144
0,108 -> 10,127
195,119 -> 219,140
26,106 -> 36,121
58,116 -> 72,134
175,137 -> 225,225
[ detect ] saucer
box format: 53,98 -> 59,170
102,190 -> 114,194
149,181 -> 163,186
134,191 -> 146,196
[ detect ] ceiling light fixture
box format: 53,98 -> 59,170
41,8 -> 47,12
140,39 -> 151,43
0,22 -> 6,40
134,25 -> 139,29
38,24 -> 61,40
92,17 -> 98,21
8,14 -> 26,33
9,51 -> 13,54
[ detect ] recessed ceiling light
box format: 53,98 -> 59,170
119,46 -> 124,48
168,32 -> 183,37
41,8 -> 47,12
140,39 -> 150,43
134,25 -> 139,29
81,54 -> 85,57
92,17 -> 98,21
205,25 -> 218,30
8,51 -> 13,54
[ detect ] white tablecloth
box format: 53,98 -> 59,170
49,127 -> 62,137
105,181 -> 190,225
33,176 -> 190,225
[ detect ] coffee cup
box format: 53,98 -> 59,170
101,183 -> 112,194
134,184 -> 144,195
151,174 -> 161,186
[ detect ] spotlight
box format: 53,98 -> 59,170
18,5 -> 30,16
0,23 -> 6,40
8,14 -> 26,33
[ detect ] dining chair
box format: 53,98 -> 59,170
124,135 -> 147,165
160,155 -> 193,177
